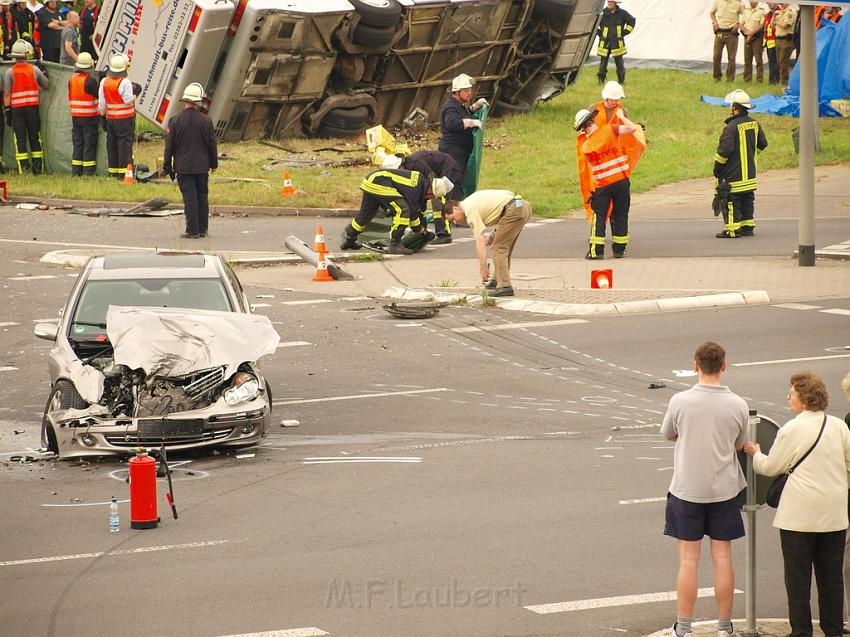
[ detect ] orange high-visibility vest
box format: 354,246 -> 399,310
581,124 -> 630,189
103,77 -> 135,119
68,73 -> 98,118
10,63 -> 39,108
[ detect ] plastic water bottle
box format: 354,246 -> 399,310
109,497 -> 120,533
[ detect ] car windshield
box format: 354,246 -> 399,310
69,278 -> 233,340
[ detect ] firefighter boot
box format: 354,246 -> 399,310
387,226 -> 413,255
31,158 -> 44,175
339,226 -> 362,250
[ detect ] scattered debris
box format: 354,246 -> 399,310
649,381 -> 667,389
9,455 -> 34,463
73,198 -> 179,217
672,369 -> 697,378
256,294 -> 275,299
280,419 -> 300,427
383,302 -> 441,319
69,497 -> 84,503
13,429 -> 24,435
236,453 -> 256,459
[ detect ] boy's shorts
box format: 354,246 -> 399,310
664,492 -> 745,541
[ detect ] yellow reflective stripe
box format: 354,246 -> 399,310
370,169 -> 419,188
714,153 -> 728,164
351,219 -> 366,232
81,161 -> 97,167
361,181 -> 400,197
612,235 -> 629,243
71,160 -> 84,165
31,151 -> 44,158
740,220 -> 755,228
729,181 -> 757,193
624,23 -> 634,33
108,167 -> 126,174
410,217 -> 421,228
610,46 -> 627,56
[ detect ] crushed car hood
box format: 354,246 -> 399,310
105,306 -> 281,380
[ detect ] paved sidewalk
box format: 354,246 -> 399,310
646,618 -> 828,636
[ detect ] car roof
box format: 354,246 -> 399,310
86,252 -> 225,280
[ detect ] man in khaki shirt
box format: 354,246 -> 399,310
740,2 -> 765,82
711,0 -> 743,81
774,3 -> 798,86
444,190 -> 532,297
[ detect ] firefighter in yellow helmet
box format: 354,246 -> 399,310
98,52 -> 136,179
4,38 -> 49,174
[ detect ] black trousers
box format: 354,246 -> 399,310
177,173 -> 210,236
767,46 -> 780,84
42,46 -> 60,63
780,528 -> 846,637
71,118 -> 98,176
724,190 -> 755,235
11,106 -> 43,174
598,54 -> 626,84
106,116 -> 134,178
589,178 -> 630,256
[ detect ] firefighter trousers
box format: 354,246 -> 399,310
598,54 -> 626,84
723,190 -> 755,236
177,173 -> 210,236
71,117 -> 99,176
11,106 -> 44,174
588,178 -> 630,257
349,191 -> 423,242
106,116 -> 134,178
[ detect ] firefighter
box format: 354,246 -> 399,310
2,0 -> 15,58
385,149 -> 463,245
340,169 -> 453,255
574,105 -> 638,259
596,0 -> 635,85
437,73 -> 487,199
713,89 -> 768,239
763,3 -> 779,85
98,52 -> 135,179
68,51 -> 98,175
4,38 -> 48,174
11,1 -> 37,53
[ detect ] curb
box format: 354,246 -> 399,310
382,287 -> 771,316
645,617 -> 818,637
38,249 -> 367,268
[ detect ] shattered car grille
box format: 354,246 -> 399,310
181,366 -> 226,398
105,427 -> 234,447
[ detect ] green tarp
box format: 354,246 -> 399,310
463,105 -> 487,197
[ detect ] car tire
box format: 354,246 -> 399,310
532,0 -> 574,19
316,122 -> 366,138
41,380 -> 88,454
322,106 -> 371,130
350,0 -> 402,28
351,22 -> 397,48
492,99 -> 532,116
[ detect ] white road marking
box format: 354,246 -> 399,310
340,296 -> 371,301
0,321 -> 19,327
452,319 -> 587,333
525,587 -> 741,614
32,317 -> 58,322
8,275 -> 56,281
217,628 -> 329,637
619,497 -> 666,505
820,309 -> 850,316
0,540 -> 229,568
773,303 -> 822,310
0,366 -> 19,372
280,299 -> 334,306
277,341 -> 312,348
733,353 -> 850,367
303,457 -> 421,464
43,499 -> 130,508
252,303 -> 272,308
273,388 -> 448,406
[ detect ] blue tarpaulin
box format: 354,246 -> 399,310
700,18 -> 849,117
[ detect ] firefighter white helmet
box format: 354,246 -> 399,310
724,89 -> 753,109
432,176 -> 454,199
451,73 -> 475,92
0,0 -> 14,7
75,52 -> 95,69
108,53 -> 129,72
11,39 -> 29,59
381,154 -> 403,170
601,81 -> 625,101
181,82 -> 206,104
574,108 -> 597,131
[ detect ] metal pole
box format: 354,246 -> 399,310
798,4 -> 816,266
741,410 -> 760,637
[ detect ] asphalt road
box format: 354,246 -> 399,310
1,211 -> 849,637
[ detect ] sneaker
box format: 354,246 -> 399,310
671,622 -> 692,637
431,234 -> 452,245
484,279 -> 497,289
387,242 -> 413,255
489,286 -> 514,297
340,231 -> 362,251
715,231 -> 738,239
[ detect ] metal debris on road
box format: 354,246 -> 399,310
281,419 -> 300,427
649,381 -> 667,389
382,302 -> 445,319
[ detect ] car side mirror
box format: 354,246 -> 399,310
34,323 -> 58,342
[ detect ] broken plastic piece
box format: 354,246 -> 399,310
649,381 -> 667,389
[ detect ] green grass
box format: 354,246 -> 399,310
346,252 -> 385,262
10,68 -> 850,215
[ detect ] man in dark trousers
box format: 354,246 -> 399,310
596,0 -> 636,85
35,0 -> 64,62
98,52 -> 135,179
437,73 -> 487,199
68,51 -> 98,175
713,89 -> 768,238
4,38 -> 48,174
386,149 -> 463,244
163,82 -> 218,239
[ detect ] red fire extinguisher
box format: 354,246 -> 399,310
129,449 -> 159,529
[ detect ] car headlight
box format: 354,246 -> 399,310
223,372 -> 260,406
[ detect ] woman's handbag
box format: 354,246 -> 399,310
765,414 -> 827,508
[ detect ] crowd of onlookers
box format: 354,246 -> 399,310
1,0 -> 99,65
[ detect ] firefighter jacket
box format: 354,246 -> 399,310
763,8 -> 776,49
713,112 -> 768,193
360,168 -> 429,216
401,150 -> 462,198
68,72 -> 99,119
597,6 -> 636,57
11,5 -> 36,48
163,106 -> 218,175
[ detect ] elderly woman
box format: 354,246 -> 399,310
744,372 -> 850,637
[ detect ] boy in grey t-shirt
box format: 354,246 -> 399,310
661,341 -> 748,637
59,11 -> 80,66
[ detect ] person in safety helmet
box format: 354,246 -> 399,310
67,50 -> 98,175
97,52 -> 135,179
4,38 -> 48,174
437,73 -> 487,199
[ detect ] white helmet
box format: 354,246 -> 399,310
75,52 -> 94,69
108,53 -> 128,73
724,89 -> 753,109
601,81 -> 625,101
431,176 -> 454,199
574,108 -> 597,131
381,154 -> 403,170
10,39 -> 29,59
0,0 -> 14,7
451,73 -> 475,92
181,82 -> 205,104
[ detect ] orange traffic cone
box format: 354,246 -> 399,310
281,172 -> 296,197
591,269 -> 613,289
313,225 -> 329,255
122,163 -> 135,185
312,252 -> 334,282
